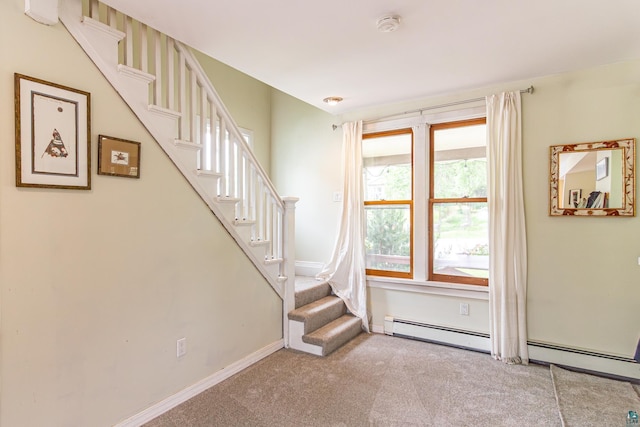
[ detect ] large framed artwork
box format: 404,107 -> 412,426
14,73 -> 91,190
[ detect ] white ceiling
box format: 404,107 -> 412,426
101,0 -> 640,115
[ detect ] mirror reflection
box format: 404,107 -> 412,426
559,149 -> 623,209
549,138 -> 635,216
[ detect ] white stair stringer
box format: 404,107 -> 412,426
289,320 -> 323,356
58,0 -> 290,299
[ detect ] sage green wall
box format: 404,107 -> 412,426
270,90 -> 343,260
192,50 -> 272,174
0,1 -> 281,426
272,60 -> 640,361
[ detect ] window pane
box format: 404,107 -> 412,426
433,158 -> 487,199
432,202 -> 488,279
365,204 -> 410,273
433,124 -> 487,199
363,133 -> 411,201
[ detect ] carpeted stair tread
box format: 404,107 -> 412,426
288,295 -> 346,334
302,314 -> 362,356
295,280 -> 331,308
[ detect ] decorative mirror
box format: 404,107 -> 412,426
549,138 -> 635,216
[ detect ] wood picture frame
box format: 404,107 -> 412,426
98,135 -> 141,178
15,73 -> 91,189
549,138 -> 635,216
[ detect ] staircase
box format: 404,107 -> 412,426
289,277 -> 362,356
58,0 -> 297,343
58,0 -> 362,355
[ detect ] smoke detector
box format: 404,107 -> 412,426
377,15 -> 400,32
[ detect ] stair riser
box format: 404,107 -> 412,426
288,320 -> 323,356
116,74 -> 153,108
80,17 -> 122,65
316,321 -> 362,356
172,145 -> 200,173
192,172 -> 220,200
303,302 -> 345,334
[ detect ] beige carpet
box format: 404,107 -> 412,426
551,364 -> 640,427
144,334 -> 640,426
146,334 -> 565,426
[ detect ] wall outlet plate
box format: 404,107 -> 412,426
460,303 -> 469,316
177,337 -> 187,358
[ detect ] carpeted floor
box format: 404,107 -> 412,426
144,334 -> 639,426
551,364 -> 640,427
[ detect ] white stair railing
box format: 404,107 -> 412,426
62,0 -> 297,330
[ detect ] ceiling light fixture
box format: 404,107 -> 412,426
376,15 -> 401,33
323,96 -> 343,106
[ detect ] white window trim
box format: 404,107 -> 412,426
363,105 -> 485,133
367,276 -> 489,300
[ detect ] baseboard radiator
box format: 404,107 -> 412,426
384,316 -> 640,381
384,316 -> 492,353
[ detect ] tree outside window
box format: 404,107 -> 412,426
429,118 -> 488,286
363,129 -> 413,278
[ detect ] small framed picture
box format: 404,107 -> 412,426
98,135 -> 141,178
15,73 -> 91,189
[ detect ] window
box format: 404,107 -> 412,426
362,115 -> 488,287
429,118 -> 488,286
363,129 -> 413,279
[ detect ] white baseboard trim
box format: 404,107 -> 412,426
295,261 -> 323,277
528,341 -> 640,381
384,316 -> 640,381
386,316 -> 491,353
114,339 -> 284,427
371,324 -> 385,334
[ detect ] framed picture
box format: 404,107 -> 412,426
98,135 -> 141,178
14,73 -> 91,190
596,157 -> 609,181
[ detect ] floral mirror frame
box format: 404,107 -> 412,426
549,138 -> 635,216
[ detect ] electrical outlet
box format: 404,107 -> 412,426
177,337 -> 187,358
460,303 -> 469,316
332,192 -> 343,202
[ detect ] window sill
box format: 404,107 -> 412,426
366,276 -> 489,300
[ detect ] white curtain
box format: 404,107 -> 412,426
486,91 -> 528,364
317,121 -> 369,332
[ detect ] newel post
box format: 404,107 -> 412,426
282,196 -> 299,348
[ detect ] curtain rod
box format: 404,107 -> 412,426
332,86 -> 534,130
